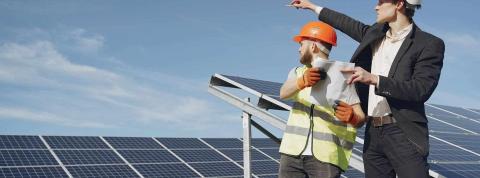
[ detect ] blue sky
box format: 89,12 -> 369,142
0,1 -> 479,138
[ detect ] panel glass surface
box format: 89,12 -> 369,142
223,75 -> 282,97
0,150 -> 58,166
431,104 -> 480,121
430,163 -> 480,178
103,137 -> 163,149
0,166 -> 68,178
172,149 -> 228,162
133,163 -> 199,177
156,138 -> 209,149
219,149 -> 271,161
430,132 -> 480,154
0,135 -> 46,149
66,165 -> 139,178
250,138 -> 279,149
43,136 -> 108,149
259,148 -> 280,160
189,162 -> 243,177
54,150 -> 124,165
118,150 -> 180,164
201,138 -> 243,149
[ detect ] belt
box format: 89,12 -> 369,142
370,114 -> 396,127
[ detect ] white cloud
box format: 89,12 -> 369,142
67,28 -> 105,53
0,40 -> 237,130
0,107 -> 114,128
443,33 -> 480,49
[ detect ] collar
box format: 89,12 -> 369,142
386,23 -> 413,42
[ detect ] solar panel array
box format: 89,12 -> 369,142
212,74 -> 480,178
1,74 -> 478,177
0,136 -> 287,178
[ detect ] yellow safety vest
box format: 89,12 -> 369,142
279,66 -> 357,171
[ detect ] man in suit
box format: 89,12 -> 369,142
289,0 -> 445,177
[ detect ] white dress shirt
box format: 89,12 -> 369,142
368,24 -> 412,116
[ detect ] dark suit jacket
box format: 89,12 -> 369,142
318,8 -> 445,156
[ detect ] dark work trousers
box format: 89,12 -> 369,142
279,154 -> 341,178
363,122 -> 429,178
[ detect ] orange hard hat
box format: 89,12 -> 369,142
293,21 -> 337,46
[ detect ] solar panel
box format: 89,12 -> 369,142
430,132 -> 480,154
103,137 -> 163,149
430,163 -> 480,178
54,150 -> 124,165
250,138 -> 279,149
258,148 -> 280,160
172,149 -> 229,162
431,104 -> 480,121
43,136 -> 108,149
201,138 -> 243,149
0,150 -> 59,166
343,167 -> 365,178
156,138 -> 209,149
219,149 -> 271,161
189,162 -> 243,177
240,160 -> 279,175
429,138 -> 479,162
133,163 -> 199,177
0,135 -> 46,149
221,75 -> 281,97
66,165 -> 139,178
0,166 -> 68,178
117,150 -> 180,164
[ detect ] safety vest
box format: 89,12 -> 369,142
279,66 -> 357,171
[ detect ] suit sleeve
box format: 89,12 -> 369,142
375,38 -> 445,102
318,8 -> 371,43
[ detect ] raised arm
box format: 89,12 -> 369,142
289,0 -> 371,43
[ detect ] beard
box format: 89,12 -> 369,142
300,51 -> 313,66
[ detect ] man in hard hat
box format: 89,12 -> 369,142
289,0 -> 445,177
278,21 -> 365,178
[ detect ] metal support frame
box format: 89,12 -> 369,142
243,98 -> 252,178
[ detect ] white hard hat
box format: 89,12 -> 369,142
406,0 -> 421,5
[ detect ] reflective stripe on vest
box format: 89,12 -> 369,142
279,65 -> 357,171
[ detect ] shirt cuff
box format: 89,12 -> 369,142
314,6 -> 323,15
375,75 -> 380,88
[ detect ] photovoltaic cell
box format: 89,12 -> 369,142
259,148 -> 280,160
54,150 -> 124,165
103,137 -> 163,149
429,138 -> 479,162
428,118 -> 472,134
431,115 -> 480,134
239,160 -> 279,175
431,104 -> 480,121
133,163 -> 199,177
0,135 -> 46,149
201,138 -> 243,149
430,163 -> 480,178
222,75 -> 281,97
172,149 -> 228,162
0,150 -> 58,166
430,132 -> 480,154
250,138 -> 279,148
219,149 -> 270,161
66,165 -> 139,178
117,150 -> 180,164
189,162 -> 243,177
43,136 -> 108,149
0,166 -> 68,178
343,167 -> 365,178
156,138 -> 209,149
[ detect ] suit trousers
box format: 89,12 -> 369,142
279,154 -> 341,178
363,122 -> 429,178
